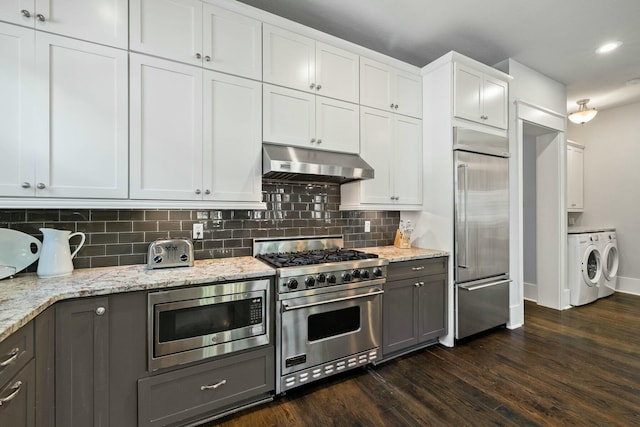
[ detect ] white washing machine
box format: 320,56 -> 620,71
599,231 -> 618,298
568,233 -> 602,306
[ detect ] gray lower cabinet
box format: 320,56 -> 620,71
138,346 -> 275,427
35,307 -> 55,427
382,257 -> 448,360
55,297 -> 110,427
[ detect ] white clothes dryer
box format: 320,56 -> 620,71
599,231 -> 618,298
568,233 -> 602,306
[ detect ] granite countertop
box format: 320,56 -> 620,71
568,226 -> 616,234
0,246 -> 449,344
0,257 -> 275,343
360,246 -> 449,262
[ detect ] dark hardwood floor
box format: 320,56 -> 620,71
212,293 -> 640,426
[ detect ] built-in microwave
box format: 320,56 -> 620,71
148,278 -> 271,371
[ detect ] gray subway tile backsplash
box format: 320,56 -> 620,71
1,181 -> 400,271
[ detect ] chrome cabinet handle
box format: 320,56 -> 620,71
36,183 -> 46,189
411,266 -> 425,271
36,14 -> 45,22
414,282 -> 425,287
195,53 -> 201,59
195,189 -> 201,195
394,104 -> 399,109
201,379 -> 226,390
21,10 -> 31,17
204,189 -> 211,195
0,381 -> 22,406
95,307 -> 106,316
480,115 -> 488,120
316,84 -> 322,90
316,139 -> 322,144
390,103 -> 395,108
309,83 -> 316,89
0,348 -> 19,368
21,182 -> 31,189
310,138 -> 316,143
204,56 -> 211,62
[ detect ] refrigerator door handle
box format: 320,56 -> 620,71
457,163 -> 469,269
459,279 -> 512,292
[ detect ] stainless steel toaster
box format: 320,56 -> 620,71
147,239 -> 194,270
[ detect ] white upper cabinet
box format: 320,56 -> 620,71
0,25 -> 128,199
263,84 -> 359,154
360,57 -> 422,118
341,107 -> 422,208
567,141 -> 584,212
130,0 -> 261,80
1,0 -> 128,48
453,62 -> 508,129
263,24 -> 358,103
130,53 -> 262,203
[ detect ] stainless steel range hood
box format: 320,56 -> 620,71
262,143 -> 374,184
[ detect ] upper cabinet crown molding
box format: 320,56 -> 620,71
130,0 -> 262,80
0,0 -> 128,49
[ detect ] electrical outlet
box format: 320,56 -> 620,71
192,223 -> 204,240
364,221 -> 371,232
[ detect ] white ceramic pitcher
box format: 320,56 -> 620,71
37,228 -> 86,278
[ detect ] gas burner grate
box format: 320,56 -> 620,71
257,249 -> 378,268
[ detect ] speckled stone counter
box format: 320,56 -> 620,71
360,246 -> 449,262
568,226 -> 616,234
0,257 -> 275,343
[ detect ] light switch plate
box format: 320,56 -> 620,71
364,221 -> 371,232
192,223 -> 204,239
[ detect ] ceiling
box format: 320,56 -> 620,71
237,0 -> 640,113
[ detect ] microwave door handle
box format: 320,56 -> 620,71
458,163 -> 469,269
281,288 -> 384,311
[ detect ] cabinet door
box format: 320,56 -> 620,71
202,4 -> 261,80
56,297 -> 110,427
567,144 -> 584,211
382,278 -> 418,356
263,24 -> 315,93
417,275 -> 447,342
0,0 -> 35,27
263,84 -> 316,148
130,0 -> 203,66
316,96 -> 359,154
315,42 -> 358,103
359,107 -> 392,204
394,69 -> 422,118
0,360 -> 35,427
34,32 -> 128,199
393,116 -> 422,205
203,71 -> 262,202
482,75 -> 508,129
0,23 -> 35,197
360,57 -> 393,112
130,53 -> 203,200
35,0 -> 127,48
453,63 -> 483,123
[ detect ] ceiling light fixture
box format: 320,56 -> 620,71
568,99 -> 598,124
596,41 -> 622,54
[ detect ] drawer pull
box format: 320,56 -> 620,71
0,381 -> 22,406
411,266 -> 425,271
200,379 -> 226,391
0,348 -> 19,368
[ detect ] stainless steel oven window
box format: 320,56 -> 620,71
307,306 -> 360,341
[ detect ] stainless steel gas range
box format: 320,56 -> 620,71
254,236 -> 388,394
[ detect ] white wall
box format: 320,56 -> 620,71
568,101 -> 640,295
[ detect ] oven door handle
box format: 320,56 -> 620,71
281,288 -> 384,311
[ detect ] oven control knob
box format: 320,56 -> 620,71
373,267 -> 383,277
305,276 -> 316,287
342,272 -> 352,282
327,273 -> 337,283
352,269 -> 361,278
360,269 -> 370,279
316,273 -> 326,283
286,278 -> 299,290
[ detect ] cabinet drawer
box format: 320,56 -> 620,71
388,257 -> 448,281
0,359 -> 35,427
0,322 -> 33,388
138,347 -> 274,427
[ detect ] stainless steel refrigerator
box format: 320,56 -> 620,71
454,127 -> 510,339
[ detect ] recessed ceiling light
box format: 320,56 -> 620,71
596,41 -> 622,54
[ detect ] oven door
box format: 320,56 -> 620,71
279,284 -> 383,375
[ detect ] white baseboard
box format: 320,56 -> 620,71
523,282 -> 537,302
616,276 -> 640,296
